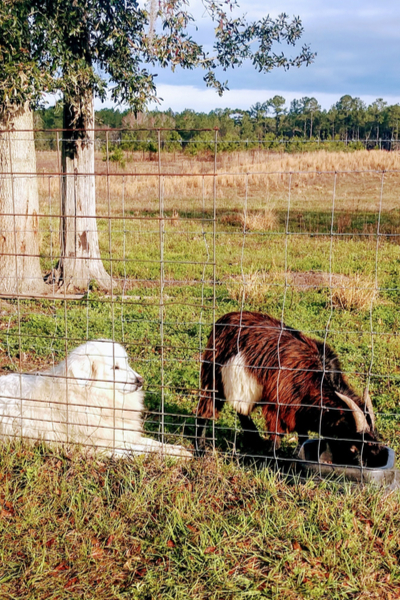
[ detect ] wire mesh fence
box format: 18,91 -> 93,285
0,126 -> 399,482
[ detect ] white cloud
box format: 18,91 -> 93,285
94,84 -> 399,114
151,86 -> 400,112
93,0 -> 400,111
150,0 -> 400,98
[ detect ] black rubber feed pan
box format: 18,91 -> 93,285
297,439 -> 400,489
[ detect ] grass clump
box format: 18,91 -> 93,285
166,209 -> 180,228
0,441 -> 400,599
226,270 -> 283,305
226,270 -> 379,312
240,209 -> 279,232
330,273 -> 378,311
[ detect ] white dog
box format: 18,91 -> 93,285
0,340 -> 192,458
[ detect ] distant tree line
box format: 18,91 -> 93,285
36,94 -> 400,154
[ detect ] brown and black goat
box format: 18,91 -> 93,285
196,311 -> 384,466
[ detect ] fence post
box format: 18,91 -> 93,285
158,129 -> 165,446
212,128 -> 218,450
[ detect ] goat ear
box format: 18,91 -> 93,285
67,355 -> 93,387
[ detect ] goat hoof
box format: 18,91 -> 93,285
194,438 -> 207,457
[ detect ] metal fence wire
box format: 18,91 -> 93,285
0,126 -> 399,481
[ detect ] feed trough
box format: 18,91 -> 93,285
297,439 -> 400,490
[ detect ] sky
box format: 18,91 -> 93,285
96,0 -> 400,114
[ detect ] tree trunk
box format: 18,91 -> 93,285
57,92 -> 113,291
0,103 -> 45,295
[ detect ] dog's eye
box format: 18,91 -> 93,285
113,365 -> 120,370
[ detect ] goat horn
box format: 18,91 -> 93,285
335,392 -> 370,434
363,388 -> 376,430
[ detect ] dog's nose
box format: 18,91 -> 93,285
136,375 -> 144,386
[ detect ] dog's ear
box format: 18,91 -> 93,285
67,355 -> 93,387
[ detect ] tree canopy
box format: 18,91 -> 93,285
0,0 -> 50,121
1,0 -> 315,119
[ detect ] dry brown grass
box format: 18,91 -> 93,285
288,271 -> 378,310
240,209 -> 279,231
35,149 -> 400,222
226,270 -> 284,304
225,148 -> 400,174
329,273 -> 378,311
167,209 -> 180,227
227,269 -> 378,310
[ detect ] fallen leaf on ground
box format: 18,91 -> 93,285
292,541 -> 301,551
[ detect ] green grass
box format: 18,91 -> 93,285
2,161 -> 400,597
4,208 -> 400,454
0,442 -> 400,599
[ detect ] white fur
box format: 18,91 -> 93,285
221,352 -> 263,416
0,340 -> 191,459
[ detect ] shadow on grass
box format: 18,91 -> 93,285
127,207 -> 400,238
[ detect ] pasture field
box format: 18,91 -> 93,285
0,149 -> 400,598
6,148 -> 400,454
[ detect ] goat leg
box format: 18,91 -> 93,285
238,413 -> 270,453
194,415 -> 208,456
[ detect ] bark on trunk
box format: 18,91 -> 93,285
0,103 -> 45,295
57,93 -> 113,292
